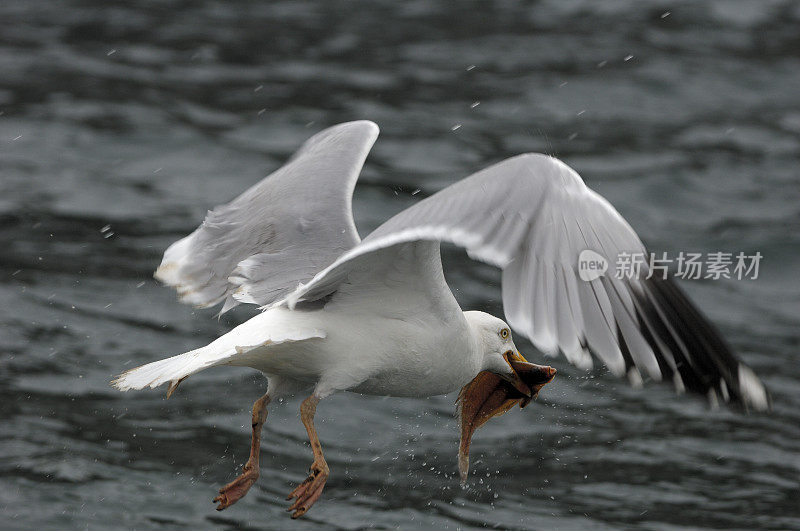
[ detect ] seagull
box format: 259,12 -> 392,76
113,120 -> 769,518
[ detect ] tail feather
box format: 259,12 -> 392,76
112,308 -> 327,395
112,346 -> 224,392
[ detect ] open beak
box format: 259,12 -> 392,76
506,352 -> 558,407
456,351 -> 556,485
499,350 -> 534,398
500,365 -> 533,398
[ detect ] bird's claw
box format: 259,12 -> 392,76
213,464 -> 259,511
286,461 -> 329,518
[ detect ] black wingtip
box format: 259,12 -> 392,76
630,276 -> 770,412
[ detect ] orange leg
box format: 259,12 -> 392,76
213,393 -> 271,510
286,395 -> 329,518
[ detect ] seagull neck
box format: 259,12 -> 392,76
463,315 -> 488,375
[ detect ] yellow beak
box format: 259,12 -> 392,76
500,350 -> 534,397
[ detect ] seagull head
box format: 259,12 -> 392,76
458,311 -> 557,484
464,311 -> 539,397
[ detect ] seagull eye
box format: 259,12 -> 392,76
499,328 -> 509,339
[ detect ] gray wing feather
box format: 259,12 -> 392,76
154,120 -> 378,312
284,154 -> 768,410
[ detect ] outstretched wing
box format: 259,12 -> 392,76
284,154 -> 769,410
154,120 -> 379,312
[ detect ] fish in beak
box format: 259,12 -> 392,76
498,351 -> 535,399
456,351 -> 556,485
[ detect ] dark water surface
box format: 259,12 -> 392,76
2,1 -> 799,529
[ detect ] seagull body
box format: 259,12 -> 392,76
114,120 -> 768,518
173,291 -> 483,399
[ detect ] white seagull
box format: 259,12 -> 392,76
113,120 -> 769,518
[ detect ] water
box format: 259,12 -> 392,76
2,1 -> 799,528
